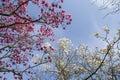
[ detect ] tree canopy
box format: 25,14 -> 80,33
0,0 -> 71,79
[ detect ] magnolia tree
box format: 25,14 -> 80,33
33,27 -> 120,80
0,0 -> 72,79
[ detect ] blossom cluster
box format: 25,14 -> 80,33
41,42 -> 54,54
102,26 -> 110,34
57,37 -> 71,53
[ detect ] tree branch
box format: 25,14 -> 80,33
0,0 -> 30,16
84,36 -> 120,80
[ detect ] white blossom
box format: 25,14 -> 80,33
59,60 -> 65,67
43,42 -> 54,53
57,37 -> 71,53
102,26 -> 109,33
45,42 -> 51,48
73,66 -> 80,71
100,47 -> 107,54
116,29 -> 120,35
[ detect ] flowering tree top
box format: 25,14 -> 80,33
0,0 -> 72,79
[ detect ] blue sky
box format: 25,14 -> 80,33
54,0 -> 120,48
27,0 -> 120,48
